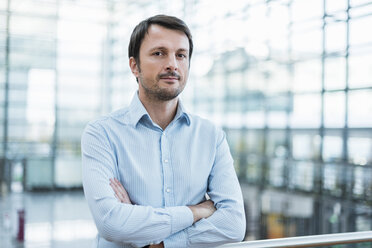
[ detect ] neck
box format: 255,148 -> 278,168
138,91 -> 179,130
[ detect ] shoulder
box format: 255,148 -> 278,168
82,107 -> 130,137
189,113 -> 217,129
188,113 -> 225,142
86,107 -> 129,128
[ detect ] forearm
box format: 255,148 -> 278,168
164,200 -> 245,247
187,200 -> 216,223
84,177 -> 194,245
108,179 -> 216,246
189,204 -> 246,245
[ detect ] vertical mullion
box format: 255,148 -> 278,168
2,0 -> 11,193
51,0 -> 59,190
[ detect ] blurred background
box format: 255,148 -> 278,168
0,0 -> 372,247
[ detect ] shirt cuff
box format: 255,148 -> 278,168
167,206 -> 194,234
164,229 -> 189,248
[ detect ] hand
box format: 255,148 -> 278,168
109,178 -> 132,204
188,200 -> 216,223
149,242 -> 164,248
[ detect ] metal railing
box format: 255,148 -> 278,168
219,231 -> 372,248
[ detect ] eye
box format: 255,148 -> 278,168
177,54 -> 187,59
153,51 -> 163,56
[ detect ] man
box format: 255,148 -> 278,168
81,15 -> 245,248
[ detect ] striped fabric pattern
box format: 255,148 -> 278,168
81,92 -> 246,248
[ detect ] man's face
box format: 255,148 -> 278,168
130,24 -> 190,101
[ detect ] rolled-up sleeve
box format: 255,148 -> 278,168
81,122 -> 194,247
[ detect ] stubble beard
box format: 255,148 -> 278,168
138,72 -> 186,102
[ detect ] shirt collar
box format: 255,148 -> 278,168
126,92 -> 191,127
174,98 -> 191,126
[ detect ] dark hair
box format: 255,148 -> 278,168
128,15 -> 193,64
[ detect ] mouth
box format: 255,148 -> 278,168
160,77 -> 179,81
159,76 -> 180,84
159,72 -> 181,83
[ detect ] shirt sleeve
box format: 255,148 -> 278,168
163,129 -> 246,248
81,122 -> 194,247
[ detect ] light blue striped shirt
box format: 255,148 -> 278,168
81,93 -> 245,248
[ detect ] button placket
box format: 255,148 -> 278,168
160,132 -> 173,206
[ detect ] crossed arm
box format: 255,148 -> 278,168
82,123 -> 246,247
109,178 -> 217,247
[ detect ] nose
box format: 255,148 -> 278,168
165,54 -> 178,71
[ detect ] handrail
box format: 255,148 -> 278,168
219,231 -> 372,248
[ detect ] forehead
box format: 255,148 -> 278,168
140,24 -> 189,51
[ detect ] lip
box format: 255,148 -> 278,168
160,77 -> 179,83
160,77 -> 179,80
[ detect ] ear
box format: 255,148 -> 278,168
129,57 -> 140,78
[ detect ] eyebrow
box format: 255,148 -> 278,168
177,48 -> 189,53
149,46 -> 189,53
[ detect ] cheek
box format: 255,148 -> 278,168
182,68 -> 189,82
140,64 -> 159,77
180,63 -> 189,76
183,70 -> 189,79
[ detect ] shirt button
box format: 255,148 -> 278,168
164,159 -> 169,163
166,188 -> 171,193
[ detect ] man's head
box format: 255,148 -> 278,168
128,15 -> 193,102
128,15 -> 193,66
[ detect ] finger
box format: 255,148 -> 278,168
114,179 -> 131,199
112,178 -> 127,194
112,184 -> 128,203
114,193 -> 123,203
110,180 -> 126,200
114,193 -> 128,203
113,180 -> 128,199
114,178 -> 126,191
110,183 -> 123,200
110,178 -> 132,204
110,178 -> 120,188
109,179 -> 121,192
111,184 -> 122,197
110,178 -> 125,193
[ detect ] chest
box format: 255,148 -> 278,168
112,128 -> 216,207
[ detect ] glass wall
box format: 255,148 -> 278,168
179,0 -> 372,240
0,0 -> 109,190
0,0 -> 371,242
